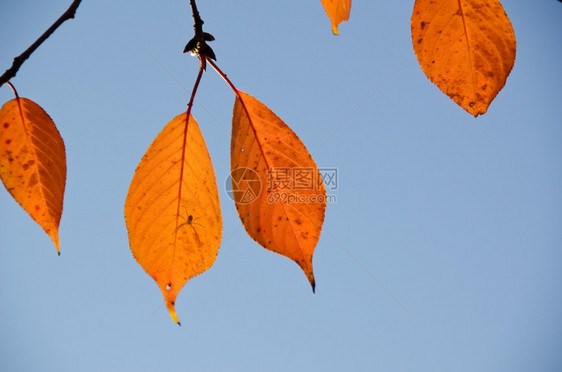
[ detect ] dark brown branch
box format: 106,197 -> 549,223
184,0 -> 216,63
189,0 -> 204,35
0,0 -> 82,88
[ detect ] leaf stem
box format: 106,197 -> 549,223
180,57 -> 205,189
186,58 -> 206,115
170,57 -> 205,303
206,57 -> 240,95
178,57 -> 204,206
6,82 -> 20,99
0,0 -> 82,87
206,57 -> 263,148
206,57 -> 264,150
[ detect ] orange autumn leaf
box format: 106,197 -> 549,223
411,0 -> 516,116
124,112 -> 222,325
0,97 -> 66,254
231,91 -> 326,291
320,0 -> 352,35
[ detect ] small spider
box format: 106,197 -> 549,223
173,208 -> 203,244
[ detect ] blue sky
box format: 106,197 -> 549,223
1,1 -> 561,371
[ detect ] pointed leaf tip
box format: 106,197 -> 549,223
167,301 -> 181,325
231,91 -> 326,289
320,0 -> 351,34
0,98 -> 66,252
311,278 -> 316,294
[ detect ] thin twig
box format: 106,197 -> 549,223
184,0 -> 216,62
189,0 -> 204,35
0,0 -> 83,88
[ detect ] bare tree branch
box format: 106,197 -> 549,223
0,0 -> 83,88
184,0 -> 216,64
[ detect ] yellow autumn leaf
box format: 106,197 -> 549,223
0,97 -> 66,253
411,0 -> 517,116
231,91 -> 326,291
124,112 -> 222,325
